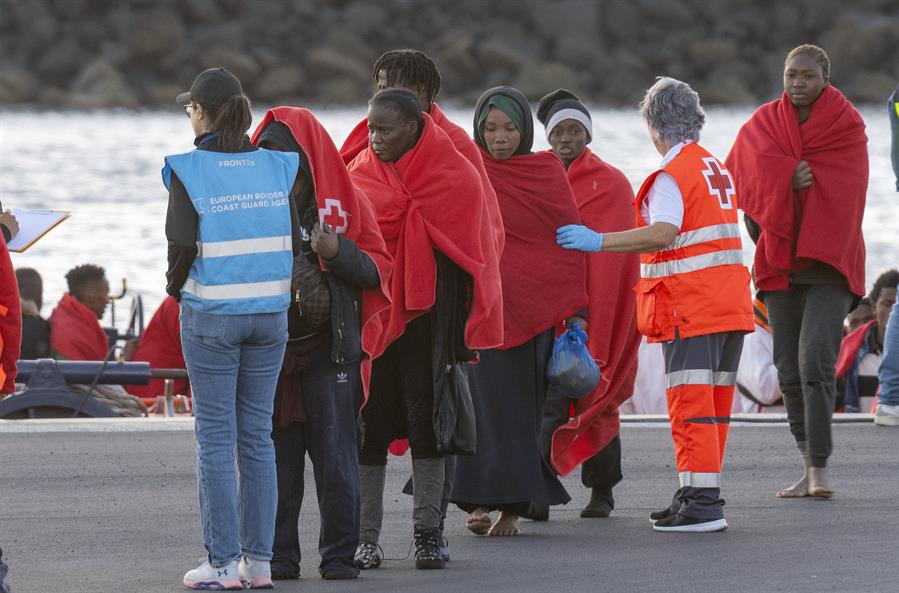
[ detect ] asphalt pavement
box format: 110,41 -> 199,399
1,419 -> 896,593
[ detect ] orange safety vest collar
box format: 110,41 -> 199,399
633,143 -> 753,343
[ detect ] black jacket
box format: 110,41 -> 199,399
318,236 -> 381,363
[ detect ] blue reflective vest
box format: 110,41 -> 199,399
162,147 -> 299,315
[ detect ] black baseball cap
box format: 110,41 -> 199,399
176,67 -> 243,106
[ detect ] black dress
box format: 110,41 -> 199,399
451,328 -> 570,514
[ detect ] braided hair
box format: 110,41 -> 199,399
372,49 -> 441,105
369,88 -> 423,127
785,44 -> 831,80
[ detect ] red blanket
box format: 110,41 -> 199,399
725,85 -> 868,296
542,148 -> 642,476
340,103 -> 505,255
251,107 -> 393,395
482,148 -> 587,349
0,237 -> 21,393
348,114 -> 504,354
49,293 -> 109,361
126,296 -> 188,398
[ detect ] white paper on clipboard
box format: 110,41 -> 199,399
6,209 -> 71,253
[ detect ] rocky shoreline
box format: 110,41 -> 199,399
1,0 -> 897,108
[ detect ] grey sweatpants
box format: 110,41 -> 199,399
765,284 -> 854,467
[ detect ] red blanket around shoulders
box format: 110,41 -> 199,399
251,107 -> 394,397
49,293 -> 109,361
482,148 -> 587,349
126,296 -> 188,398
340,103 -> 505,256
542,148 -> 642,476
0,237 -> 21,393
348,114 -> 504,354
725,85 -> 868,296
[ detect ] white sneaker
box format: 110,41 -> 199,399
874,403 -> 899,426
239,556 -> 273,589
182,559 -> 243,590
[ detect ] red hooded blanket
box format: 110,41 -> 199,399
0,237 -> 21,393
725,86 -> 868,296
348,114 -> 504,354
542,148 -> 641,476
482,148 -> 587,349
340,103 -> 505,255
126,296 -> 188,399
49,293 -> 109,361
251,107 -> 393,395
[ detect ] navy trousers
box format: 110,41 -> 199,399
271,340 -> 362,577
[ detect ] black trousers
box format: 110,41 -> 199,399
271,341 -> 362,576
765,284 -> 854,467
540,387 -> 623,495
359,314 -> 440,465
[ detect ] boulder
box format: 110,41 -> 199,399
200,48 -> 262,84
255,65 -> 306,101
305,47 -> 369,80
0,67 -> 38,103
36,38 -> 89,84
67,58 -> 139,107
126,8 -> 187,60
514,61 -> 580,99
842,70 -> 898,103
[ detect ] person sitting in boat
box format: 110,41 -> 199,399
48,264 -> 111,361
15,268 -> 51,360
837,269 -> 899,412
125,295 -> 189,402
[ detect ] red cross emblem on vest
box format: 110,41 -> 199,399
701,157 -> 735,210
318,198 -> 349,234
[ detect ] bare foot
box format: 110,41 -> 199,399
776,473 -> 809,498
466,507 -> 492,535
488,511 -> 520,536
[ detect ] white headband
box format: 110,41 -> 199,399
545,108 -> 593,142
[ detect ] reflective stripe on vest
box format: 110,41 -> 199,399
678,471 -> 721,488
666,369 -> 738,389
162,148 -> 298,314
182,278 -> 292,301
197,235 -> 292,259
641,249 -> 744,279
667,222 -> 741,250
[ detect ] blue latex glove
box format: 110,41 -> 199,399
556,224 -> 604,252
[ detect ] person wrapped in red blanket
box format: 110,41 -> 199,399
726,44 -> 868,499
0,216 -> 22,394
535,89 -> 641,519
126,296 -> 189,403
339,49 -> 504,257
250,106 -> 392,580
48,264 -> 110,361
347,88 -> 502,569
450,86 -> 588,538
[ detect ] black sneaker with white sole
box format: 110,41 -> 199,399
413,528 -> 446,570
652,513 -> 728,533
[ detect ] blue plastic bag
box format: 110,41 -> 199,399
547,323 -> 600,399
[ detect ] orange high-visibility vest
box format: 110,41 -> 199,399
633,143 -> 753,343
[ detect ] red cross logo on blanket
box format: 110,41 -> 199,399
319,198 -> 349,234
701,157 -> 735,210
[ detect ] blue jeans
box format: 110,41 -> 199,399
879,298 -> 899,406
181,304 -> 288,567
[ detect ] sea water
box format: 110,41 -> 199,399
1,105 -> 896,331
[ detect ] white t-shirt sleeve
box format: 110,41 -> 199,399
640,172 -> 684,229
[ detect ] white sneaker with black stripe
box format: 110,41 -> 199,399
652,513 -> 728,533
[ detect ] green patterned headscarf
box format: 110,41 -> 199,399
477,94 -> 526,137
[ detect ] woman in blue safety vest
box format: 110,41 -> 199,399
163,67 -> 302,590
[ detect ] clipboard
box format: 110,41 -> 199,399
6,209 -> 71,253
